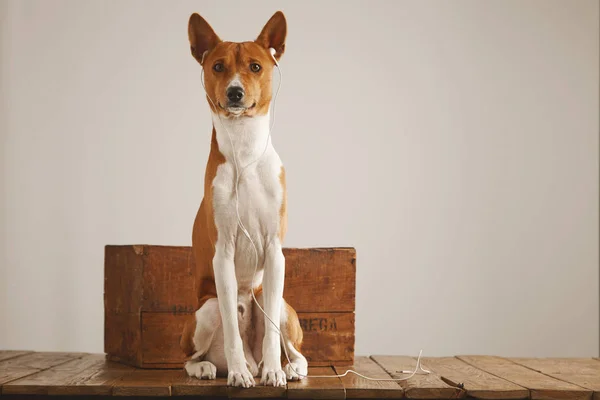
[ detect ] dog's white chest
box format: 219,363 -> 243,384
211,114 -> 284,289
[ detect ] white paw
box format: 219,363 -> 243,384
261,368 -> 287,387
284,362 -> 307,381
185,360 -> 217,380
227,365 -> 256,388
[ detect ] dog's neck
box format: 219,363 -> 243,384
212,112 -> 272,166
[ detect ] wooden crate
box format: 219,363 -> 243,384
104,245 -> 356,369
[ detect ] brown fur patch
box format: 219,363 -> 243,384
180,313 -> 197,357
197,41 -> 279,117
282,301 -> 303,365
192,128 -> 225,302
255,11 -> 287,60
180,128 -> 224,357
188,13 -> 221,64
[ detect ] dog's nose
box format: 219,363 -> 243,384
226,86 -> 245,102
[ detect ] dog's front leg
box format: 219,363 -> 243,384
213,243 -> 255,388
260,241 -> 286,387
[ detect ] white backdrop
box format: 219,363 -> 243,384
1,0 -> 598,357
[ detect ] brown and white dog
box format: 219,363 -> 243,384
180,11 -> 308,388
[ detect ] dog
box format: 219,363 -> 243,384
179,11 -> 308,388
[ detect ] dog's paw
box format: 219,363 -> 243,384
227,365 -> 256,388
284,362 -> 307,381
185,360 -> 217,380
261,368 -> 287,387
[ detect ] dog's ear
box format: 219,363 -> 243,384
255,11 -> 287,61
188,13 -> 221,64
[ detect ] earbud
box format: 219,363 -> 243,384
269,47 -> 279,67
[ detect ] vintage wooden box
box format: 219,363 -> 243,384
104,245 -> 356,369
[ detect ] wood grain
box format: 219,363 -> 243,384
510,358 -> 600,399
283,247 -> 356,312
227,382 -> 287,398
104,245 -> 356,314
140,313 -> 189,364
112,369 -> 184,396
0,351 -> 41,390
3,352 -> 600,399
459,356 -> 592,400
422,357 -> 528,399
2,354 -> 99,395
51,360 -> 134,395
142,246 -> 196,313
104,245 -> 145,314
104,313 -> 141,366
287,366 -> 346,399
333,356 -> 403,398
0,365 -> 42,389
0,352 -> 85,370
138,311 -> 354,368
170,374 -> 228,397
371,355 -> 461,399
0,351 -> 32,362
298,312 -> 355,366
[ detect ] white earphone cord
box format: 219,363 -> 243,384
200,50 -> 430,381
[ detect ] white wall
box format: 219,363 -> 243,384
0,0 -> 7,347
1,0 -> 598,357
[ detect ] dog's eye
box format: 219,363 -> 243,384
213,63 -> 224,72
250,63 -> 261,73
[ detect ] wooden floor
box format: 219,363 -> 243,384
1,351 -> 600,399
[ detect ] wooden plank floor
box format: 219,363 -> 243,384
1,351 -> 599,399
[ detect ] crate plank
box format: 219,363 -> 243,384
2,354 -> 103,395
333,356 -> 403,398
105,245 -> 356,314
298,312 -> 355,366
138,311 -> 354,368
509,358 -> 600,399
140,312 -> 189,364
459,356 -> 592,400
287,366 -> 346,399
105,313 -> 142,366
283,247 -> 356,312
422,357 -> 528,399
142,246 -> 196,313
371,355 -> 461,399
104,245 -> 145,314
